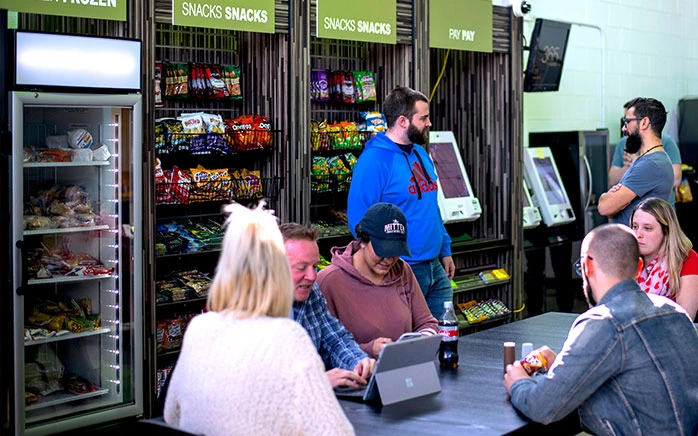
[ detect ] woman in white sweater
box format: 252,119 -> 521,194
164,203 -> 354,436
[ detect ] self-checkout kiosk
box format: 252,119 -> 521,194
523,179 -> 542,229
429,131 -> 482,223
523,147 -> 576,227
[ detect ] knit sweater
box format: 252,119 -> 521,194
164,312 -> 354,436
316,240 -> 438,357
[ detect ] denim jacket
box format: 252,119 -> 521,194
510,279 -> 698,435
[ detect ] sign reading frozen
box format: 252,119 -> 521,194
0,0 -> 126,21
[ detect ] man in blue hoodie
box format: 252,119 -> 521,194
347,86 -> 455,318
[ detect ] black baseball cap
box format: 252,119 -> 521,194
359,202 -> 411,258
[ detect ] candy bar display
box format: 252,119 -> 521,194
457,299 -> 511,325
155,219 -> 224,255
156,310 -> 203,353
156,269 -> 212,303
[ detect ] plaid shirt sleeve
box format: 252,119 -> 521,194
294,284 -> 367,370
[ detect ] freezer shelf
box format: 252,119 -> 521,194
24,225 -> 111,236
26,388 -> 110,414
24,161 -> 111,168
27,274 -> 114,286
24,328 -> 111,346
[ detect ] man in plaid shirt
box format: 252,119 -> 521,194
281,223 -> 376,389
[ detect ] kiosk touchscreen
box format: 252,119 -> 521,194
428,131 -> 482,223
522,179 -> 542,229
523,147 -> 576,226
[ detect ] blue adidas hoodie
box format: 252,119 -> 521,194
347,132 -> 452,264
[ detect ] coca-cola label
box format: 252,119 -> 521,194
439,325 -> 458,341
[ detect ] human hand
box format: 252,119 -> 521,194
536,346 -> 557,371
372,337 -> 393,357
326,368 -> 367,389
353,357 -> 376,380
608,183 -> 622,193
441,256 -> 456,279
503,361 -> 530,394
622,151 -> 637,167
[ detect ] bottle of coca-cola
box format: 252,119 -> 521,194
438,301 -> 459,369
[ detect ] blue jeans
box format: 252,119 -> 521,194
410,258 -> 453,319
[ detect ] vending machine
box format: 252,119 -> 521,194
7,31 -> 143,435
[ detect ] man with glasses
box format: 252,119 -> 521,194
505,223 -> 698,435
608,98 -> 681,205
280,223 -> 376,389
598,98 -> 673,226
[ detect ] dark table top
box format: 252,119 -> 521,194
339,312 -> 582,436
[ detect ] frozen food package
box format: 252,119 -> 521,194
90,142 -> 111,161
45,135 -> 69,149
67,129 -> 93,149
71,148 -> 93,162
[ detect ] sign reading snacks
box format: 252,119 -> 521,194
0,0 -> 126,21
172,0 -> 275,34
316,0 -> 396,45
429,0 -> 492,53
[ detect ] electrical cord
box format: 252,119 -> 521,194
429,49 -> 450,102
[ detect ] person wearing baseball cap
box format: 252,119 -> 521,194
317,202 -> 438,358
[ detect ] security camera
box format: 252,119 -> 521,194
510,0 -> 532,17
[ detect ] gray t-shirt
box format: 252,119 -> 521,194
613,151 -> 673,226
612,134 -> 680,206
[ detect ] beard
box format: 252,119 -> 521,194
407,122 -> 428,145
624,131 -> 642,154
582,273 -> 598,308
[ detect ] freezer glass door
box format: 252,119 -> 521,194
11,92 -> 142,435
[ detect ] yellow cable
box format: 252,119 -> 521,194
429,49 -> 450,102
513,303 -> 526,313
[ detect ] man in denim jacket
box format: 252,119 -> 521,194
504,223 -> 698,435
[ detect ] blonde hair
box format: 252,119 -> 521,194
631,197 -> 693,299
207,202 -> 293,318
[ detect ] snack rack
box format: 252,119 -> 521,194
10,91 -> 143,435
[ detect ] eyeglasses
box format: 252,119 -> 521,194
574,255 -> 594,277
622,117 -> 643,127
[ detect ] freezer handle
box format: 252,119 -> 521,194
15,240 -> 27,295
583,155 -> 593,210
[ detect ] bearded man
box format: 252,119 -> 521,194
598,97 -> 673,226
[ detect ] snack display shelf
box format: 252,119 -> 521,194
24,224 -> 111,236
157,348 -> 181,358
25,388 -> 110,414
157,249 -> 221,259
453,278 -> 511,294
27,274 -> 114,286
24,161 -> 111,168
457,312 -> 512,330
24,327 -> 111,346
156,296 -> 207,307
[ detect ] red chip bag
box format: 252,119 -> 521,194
170,166 -> 191,205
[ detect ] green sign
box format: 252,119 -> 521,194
0,0 -> 126,21
173,0 -> 275,34
316,0 -> 396,45
429,0 -> 492,53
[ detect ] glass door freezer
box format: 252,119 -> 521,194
10,91 -> 143,435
